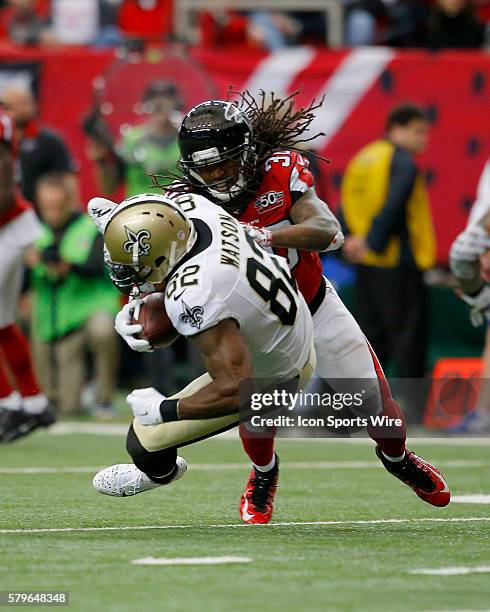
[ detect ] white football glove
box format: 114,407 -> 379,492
127,387 -> 166,425
459,284 -> 490,327
242,223 -> 273,248
450,225 -> 490,279
114,298 -> 153,352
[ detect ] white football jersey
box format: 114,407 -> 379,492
164,193 -> 314,380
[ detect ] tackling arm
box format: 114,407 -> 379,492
270,188 -> 343,252
177,318 -> 254,419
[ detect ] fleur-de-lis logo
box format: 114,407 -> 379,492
179,301 -> 204,329
123,227 -> 151,256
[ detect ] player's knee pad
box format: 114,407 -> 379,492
126,424 -> 177,483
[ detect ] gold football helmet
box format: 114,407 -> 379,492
103,193 -> 196,294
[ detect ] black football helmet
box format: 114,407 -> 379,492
178,100 -> 256,209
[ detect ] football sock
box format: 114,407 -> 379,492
146,464 -> 177,484
365,345 -> 407,458
381,451 -> 406,463
23,393 -> 49,415
239,423 -> 275,469
0,324 -> 42,397
0,356 -> 14,399
0,390 -> 22,411
254,454 -> 276,473
367,396 -> 407,458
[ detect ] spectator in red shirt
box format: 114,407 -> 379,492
117,0 -> 172,42
0,0 -> 54,45
0,110 -> 55,443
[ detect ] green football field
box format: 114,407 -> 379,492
1,429 -> 489,612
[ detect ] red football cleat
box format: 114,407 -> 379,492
376,446 -> 450,507
239,455 -> 279,524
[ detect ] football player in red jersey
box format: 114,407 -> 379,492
0,111 -> 56,442
148,93 -> 450,522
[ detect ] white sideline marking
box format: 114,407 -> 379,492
410,566 -> 490,576
1,517 -> 490,535
46,422 -> 490,445
132,556 -> 251,566
0,459 -> 486,475
452,495 -> 490,504
50,422 -> 128,435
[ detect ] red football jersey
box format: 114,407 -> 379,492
239,150 -> 323,304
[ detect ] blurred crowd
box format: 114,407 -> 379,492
0,0 -> 488,50
0,77 -> 202,419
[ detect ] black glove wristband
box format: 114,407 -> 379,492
159,399 -> 179,423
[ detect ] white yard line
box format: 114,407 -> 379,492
1,460 -> 487,475
452,495 -> 490,504
409,566 -> 490,576
132,556 -> 251,566
1,517 -> 489,535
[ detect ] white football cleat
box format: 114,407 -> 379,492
93,457 -> 187,497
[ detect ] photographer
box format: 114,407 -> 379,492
26,173 -> 120,416
85,79 -> 182,198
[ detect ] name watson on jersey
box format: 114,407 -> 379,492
249,414 -> 404,429
219,213 -> 241,268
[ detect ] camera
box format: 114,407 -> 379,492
41,244 -> 61,265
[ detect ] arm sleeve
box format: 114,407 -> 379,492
71,234 -> 105,277
366,149 -> 417,253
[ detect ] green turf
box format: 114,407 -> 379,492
0,432 -> 489,611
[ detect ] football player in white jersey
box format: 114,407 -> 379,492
89,192 -> 315,523
449,158 -> 490,433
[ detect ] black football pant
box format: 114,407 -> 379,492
353,265 -> 429,379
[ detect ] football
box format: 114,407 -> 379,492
131,292 -> 180,349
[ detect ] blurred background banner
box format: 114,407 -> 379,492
0,44 -> 488,263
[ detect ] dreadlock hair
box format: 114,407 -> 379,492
229,87 -> 328,168
151,88 -> 328,208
